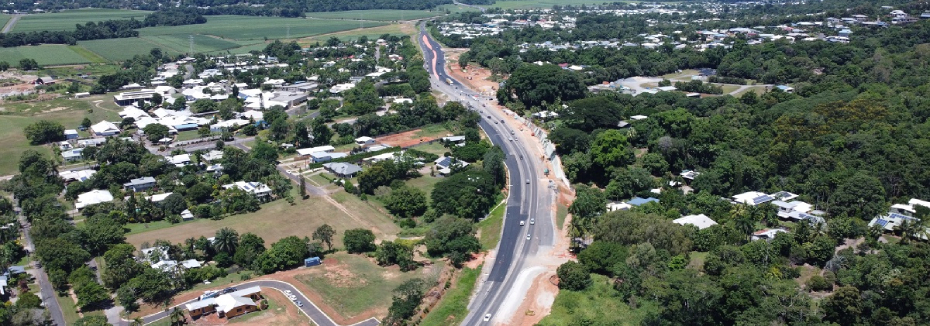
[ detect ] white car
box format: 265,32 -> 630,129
526,234 -> 531,240
520,220 -> 525,226
530,218 -> 535,225
484,314 -> 492,322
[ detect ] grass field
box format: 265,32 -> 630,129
11,9 -> 151,32
299,23 -> 414,45
538,274 -> 656,326
0,14 -> 10,29
420,265 -> 480,326
556,202 -> 568,230
138,16 -> 387,41
126,187 -> 401,249
405,175 -> 442,201
409,142 -> 447,156
490,0 -> 612,10
0,96 -> 120,175
477,200 -> 506,250
295,252 -> 439,318
0,45 -> 95,66
304,10 -> 442,21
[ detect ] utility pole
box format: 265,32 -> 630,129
189,35 -> 194,54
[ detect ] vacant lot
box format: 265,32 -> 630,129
304,10 -> 441,21
540,274 -> 655,325
0,96 -> 120,175
126,188 -> 401,248
295,253 -> 440,319
11,9 -> 151,32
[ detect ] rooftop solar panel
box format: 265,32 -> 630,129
890,213 -> 917,221
875,219 -> 889,227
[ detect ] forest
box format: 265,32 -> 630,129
446,3 -> 930,325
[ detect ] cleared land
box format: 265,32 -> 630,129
126,188 -> 401,249
539,274 -> 656,325
304,10 -> 442,21
295,253 -> 440,318
138,15 -> 387,41
11,9 -> 151,32
0,96 -> 120,175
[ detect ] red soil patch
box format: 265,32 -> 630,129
375,128 -> 441,148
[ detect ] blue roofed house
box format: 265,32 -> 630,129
322,162 -> 363,178
628,197 -> 660,207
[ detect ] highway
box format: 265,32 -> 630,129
416,22 -> 555,325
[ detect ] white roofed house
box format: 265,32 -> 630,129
310,151 -> 348,163
731,191 -> 775,206
223,181 -> 272,198
355,136 -> 376,147
296,145 -> 335,157
60,169 -> 96,183
76,189 -> 114,210
124,176 -> 157,192
869,198 -> 930,239
90,121 -> 121,136
673,214 -> 718,230
167,154 -> 192,167
434,156 -> 469,176
185,286 -> 264,319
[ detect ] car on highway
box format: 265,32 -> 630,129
526,234 -> 531,240
520,220 -> 525,226
484,314 -> 492,322
526,179 -> 530,184
530,218 -> 535,225
500,119 -> 505,123
508,137 -> 513,141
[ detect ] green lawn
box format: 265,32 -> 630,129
56,292 -> 80,326
299,23 -> 414,45
137,16 -> 387,41
420,265 -> 480,326
295,252 -> 438,318
0,97 -> 121,175
538,274 -> 657,326
127,187 -> 401,249
0,45 -> 95,66
409,142 -> 447,156
176,130 -> 211,142
556,203 -> 568,230
477,201 -> 506,250
12,9 -> 151,32
125,220 -> 176,236
490,0 -> 611,9
304,10 -> 442,21
405,175 -> 442,201
0,14 -> 11,29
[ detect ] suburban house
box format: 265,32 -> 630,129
223,181 -> 272,198
731,191 -> 775,206
77,138 -> 107,147
151,259 -> 202,273
90,121 -> 121,136
0,266 -> 27,295
185,286 -> 265,319
296,145 -> 335,157
202,150 -> 224,162
167,154 -> 192,167
434,156 -> 470,176
607,201 -> 632,211
355,136 -> 376,147
628,196 -> 660,207
60,169 -> 96,183
124,177 -> 157,192
181,209 -> 194,221
773,200 -> 813,218
673,214 -> 717,229
310,151 -> 348,163
441,135 -> 466,146
868,198 -> 930,239
322,162 -> 363,178
140,246 -> 171,263
679,170 -> 701,182
75,189 -> 114,210
751,228 -> 788,241
61,148 -> 84,162
64,129 -> 79,140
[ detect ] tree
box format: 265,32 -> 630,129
15,291 -> 41,309
642,153 -> 670,176
81,117 -> 93,129
35,238 -> 90,273
80,215 -> 126,255
160,193 -> 187,215
589,130 -> 635,175
169,307 -> 185,326
344,229 -> 376,254
103,244 -> 144,290
430,170 -> 497,220
143,123 -> 170,143
293,120 -> 313,148
299,177 -> 307,199
822,286 -> 862,325
829,172 -> 886,220
384,278 -> 427,325
0,61 -> 9,71
19,58 -> 39,70
75,282 -> 109,309
375,241 -> 415,271
250,140 -> 279,164
310,117 -> 333,146
549,127 -> 591,154
482,146 -> 506,186
556,261 -> 592,291
233,233 -> 265,268
214,227 -> 239,255
424,216 -> 480,266
384,186 -> 428,218
190,99 -> 217,113
24,120 -> 65,145
504,64 -> 585,108
562,97 -> 623,132
569,185 -> 607,237
73,316 -> 109,326
343,80 -> 383,115
313,224 -> 336,251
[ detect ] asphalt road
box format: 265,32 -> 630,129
416,22 -> 554,325
14,199 -> 67,326
130,279 -> 378,326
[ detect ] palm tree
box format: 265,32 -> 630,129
169,307 -> 186,326
129,318 -> 144,326
214,227 -> 239,255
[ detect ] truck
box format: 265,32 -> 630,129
445,77 -> 453,85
